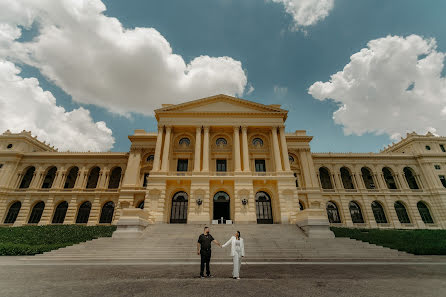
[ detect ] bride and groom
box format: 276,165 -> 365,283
197,226 -> 245,279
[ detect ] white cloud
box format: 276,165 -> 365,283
308,35 -> 446,140
0,0 -> 249,116
0,60 -> 114,151
271,0 -> 334,31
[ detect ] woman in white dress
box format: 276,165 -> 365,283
222,231 -> 245,279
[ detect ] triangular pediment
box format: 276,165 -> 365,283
155,94 -> 287,116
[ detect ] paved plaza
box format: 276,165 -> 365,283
1,259 -> 445,297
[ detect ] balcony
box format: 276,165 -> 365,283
168,171 -> 193,176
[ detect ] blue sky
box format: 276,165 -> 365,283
2,0 -> 446,153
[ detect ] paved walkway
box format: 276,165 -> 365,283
1,258 -> 445,297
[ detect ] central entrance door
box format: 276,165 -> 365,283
213,191 -> 230,223
170,191 -> 188,223
255,191 -> 273,224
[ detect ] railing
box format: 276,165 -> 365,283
167,171 -> 193,176
252,172 -> 276,176
211,172 -> 234,176
367,189 -> 379,192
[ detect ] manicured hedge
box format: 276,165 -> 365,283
331,227 -> 446,255
0,225 -> 116,255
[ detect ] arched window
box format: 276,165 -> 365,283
19,166 -> 35,189
108,167 -> 122,189
52,201 -> 68,224
349,201 -> 364,223
86,167 -> 100,189
289,155 -> 295,163
28,201 -> 45,224
4,201 -> 21,224
326,201 -> 341,223
64,167 -> 79,189
179,137 -> 190,146
417,201 -> 434,224
361,167 -> 376,189
255,192 -> 273,224
171,192 -> 188,224
216,138 -> 227,146
382,167 -> 397,189
404,167 -> 419,189
99,201 -> 115,224
394,201 -> 410,224
146,155 -> 154,162
137,200 -> 144,209
371,201 -> 387,223
299,201 -> 305,211
76,201 -> 92,224
252,137 -> 264,147
340,167 -> 355,189
42,166 -> 57,189
319,167 -> 333,189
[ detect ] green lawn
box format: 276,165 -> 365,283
331,227 -> 446,255
0,225 -> 116,256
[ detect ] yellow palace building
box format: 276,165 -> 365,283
1,95 -> 445,236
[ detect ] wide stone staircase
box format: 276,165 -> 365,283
23,224 -> 419,263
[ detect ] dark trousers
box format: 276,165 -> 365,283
200,249 -> 211,276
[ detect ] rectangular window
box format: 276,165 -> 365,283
441,144 -> 446,152
177,159 -> 188,172
435,165 -> 441,170
440,175 -> 446,188
255,159 -> 266,172
0,164 -> 3,169
216,159 -> 227,172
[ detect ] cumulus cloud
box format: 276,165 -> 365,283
308,35 -> 446,140
0,60 -> 114,151
0,0 -> 249,115
271,0 -> 334,31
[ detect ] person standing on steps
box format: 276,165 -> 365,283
197,226 -> 221,278
222,231 -> 245,279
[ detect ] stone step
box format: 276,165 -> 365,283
23,224 -> 417,263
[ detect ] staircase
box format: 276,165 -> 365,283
23,224 -> 418,263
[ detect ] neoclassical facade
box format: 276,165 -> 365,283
1,95 -> 445,232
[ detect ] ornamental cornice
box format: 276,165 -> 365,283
157,111 -> 287,118
24,152 -> 127,156
154,94 -> 287,113
311,152 -> 417,160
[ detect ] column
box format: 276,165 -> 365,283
74,167 -> 85,189
194,126 -> 202,172
161,126 -> 171,172
241,126 -> 250,172
202,126 -> 210,172
152,126 -> 164,171
279,125 -> 291,171
271,127 -> 283,172
233,126 -> 242,172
